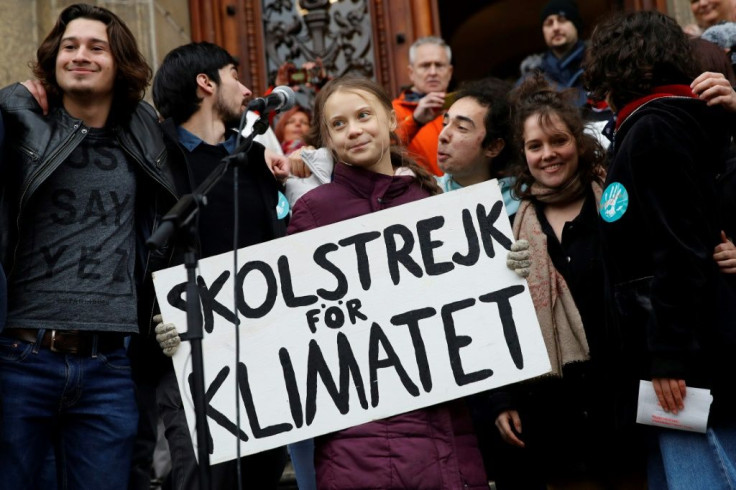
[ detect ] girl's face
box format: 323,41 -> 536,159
323,89 -> 396,175
522,112 -> 579,189
283,110 -> 310,142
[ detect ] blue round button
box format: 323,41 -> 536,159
600,182 -> 629,223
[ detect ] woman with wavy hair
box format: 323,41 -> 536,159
489,72 -> 646,489
585,10 -> 736,489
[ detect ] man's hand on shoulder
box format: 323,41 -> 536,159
691,72 -> 736,112
21,80 -> 49,115
413,91 -> 446,125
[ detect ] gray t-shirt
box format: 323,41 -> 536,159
7,126 -> 138,333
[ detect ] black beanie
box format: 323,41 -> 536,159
540,0 -> 583,35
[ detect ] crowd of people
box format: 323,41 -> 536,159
0,1 -> 735,489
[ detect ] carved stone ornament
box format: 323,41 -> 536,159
262,0 -> 375,83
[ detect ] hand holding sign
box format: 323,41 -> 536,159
153,180 -> 550,463
154,314 -> 181,357
506,239 -> 531,278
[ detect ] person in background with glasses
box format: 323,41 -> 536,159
392,36 -> 453,176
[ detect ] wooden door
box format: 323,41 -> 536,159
188,0 -> 442,98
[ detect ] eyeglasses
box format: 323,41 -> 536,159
414,61 -> 450,73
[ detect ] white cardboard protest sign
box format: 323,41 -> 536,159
152,179 -> 550,464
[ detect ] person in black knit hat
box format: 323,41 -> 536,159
540,0 -> 583,38
518,0 -> 588,108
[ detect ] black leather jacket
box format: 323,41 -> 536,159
0,83 -> 180,334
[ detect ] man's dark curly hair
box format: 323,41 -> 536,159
584,10 -> 696,110
510,73 -> 605,200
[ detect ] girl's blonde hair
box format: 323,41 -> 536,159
307,75 -> 441,196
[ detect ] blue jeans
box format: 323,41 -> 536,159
288,439 -> 316,490
0,334 -> 138,490
648,422 -> 736,490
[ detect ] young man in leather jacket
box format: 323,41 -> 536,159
0,4 -> 179,489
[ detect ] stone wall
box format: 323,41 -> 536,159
0,0 -> 191,100
668,0 -> 696,26
0,1 -> 40,85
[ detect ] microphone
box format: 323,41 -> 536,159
246,86 -> 296,113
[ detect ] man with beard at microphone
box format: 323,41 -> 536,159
149,41 -> 291,490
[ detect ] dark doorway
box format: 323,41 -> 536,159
437,0 -> 622,83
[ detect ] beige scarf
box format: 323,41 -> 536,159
512,179 -> 603,376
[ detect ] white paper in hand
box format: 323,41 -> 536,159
636,380 -> 713,433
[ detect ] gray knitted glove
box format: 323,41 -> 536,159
154,314 -> 181,357
506,239 -> 531,278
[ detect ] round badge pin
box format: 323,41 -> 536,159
600,182 -> 629,223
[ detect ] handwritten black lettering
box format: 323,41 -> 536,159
324,304 -> 345,329
305,333 -> 368,425
441,299 -> 493,385
383,224 -> 423,285
237,362 -> 293,438
188,366 -> 249,451
338,231 -> 381,290
346,299 -> 367,324
313,243 -> 348,301
236,261 -> 277,318
368,322 -> 419,407
279,347 -> 304,428
278,255 -> 318,307
390,307 -> 437,393
416,216 -> 454,276
198,272 -> 239,332
479,285 -> 526,369
476,202 -> 512,258
452,208 -> 480,266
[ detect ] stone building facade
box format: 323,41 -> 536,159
0,0 -> 706,105
0,0 -> 190,98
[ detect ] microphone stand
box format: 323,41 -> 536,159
147,113 -> 270,490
